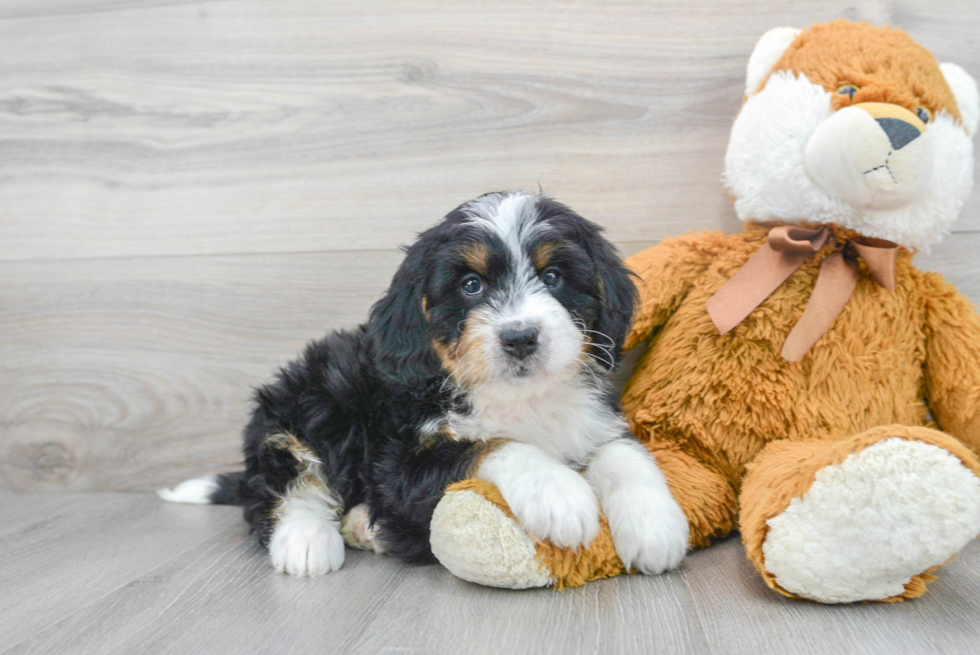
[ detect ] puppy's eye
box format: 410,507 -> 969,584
541,268 -> 562,289
461,275 -> 483,296
916,107 -> 931,124
837,84 -> 858,99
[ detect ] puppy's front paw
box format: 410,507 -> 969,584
605,489 -> 688,574
504,466 -> 600,549
270,519 -> 346,577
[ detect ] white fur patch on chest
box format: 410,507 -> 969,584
448,374 -> 626,465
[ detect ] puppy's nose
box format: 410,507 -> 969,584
500,327 -> 539,360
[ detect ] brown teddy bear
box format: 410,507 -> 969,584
428,20 -> 980,603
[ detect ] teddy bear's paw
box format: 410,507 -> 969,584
430,486 -> 554,589
604,488 -> 689,574
762,437 -> 980,603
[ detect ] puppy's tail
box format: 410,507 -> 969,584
157,471 -> 245,506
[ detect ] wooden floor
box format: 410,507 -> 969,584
2,491 -> 979,655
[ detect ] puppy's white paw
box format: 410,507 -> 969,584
478,442 -> 600,549
504,465 -> 600,549
605,488 -> 689,574
270,519 -> 346,577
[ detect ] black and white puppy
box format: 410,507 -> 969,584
160,191 -> 688,577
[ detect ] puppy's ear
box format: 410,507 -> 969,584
369,240 -> 440,384
592,239 -> 638,370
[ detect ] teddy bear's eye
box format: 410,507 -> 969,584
916,107 -> 932,124
837,84 -> 859,99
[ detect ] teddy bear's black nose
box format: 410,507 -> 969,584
876,117 -> 922,151
500,327 -> 539,360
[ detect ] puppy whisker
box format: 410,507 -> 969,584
579,329 -> 617,347
583,349 -> 615,370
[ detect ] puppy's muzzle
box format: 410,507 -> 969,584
500,326 -> 539,360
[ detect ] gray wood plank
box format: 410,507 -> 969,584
3,492 -> 979,655
682,535 -> 980,655
0,249 -> 403,492
3,525 -> 415,654
341,564 -> 708,655
0,0 -> 977,264
0,492 -> 245,651
0,0 -> 195,20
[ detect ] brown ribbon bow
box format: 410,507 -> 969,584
705,225 -> 899,362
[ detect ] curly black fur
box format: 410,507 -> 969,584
211,192 -> 636,564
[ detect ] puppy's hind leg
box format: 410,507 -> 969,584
341,503 -> 386,554
262,433 -> 346,577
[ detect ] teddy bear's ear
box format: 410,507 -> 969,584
744,27 -> 802,97
940,63 -> 979,135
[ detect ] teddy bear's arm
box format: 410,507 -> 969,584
923,272 -> 980,456
623,232 -> 724,350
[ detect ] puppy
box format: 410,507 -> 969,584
160,191 -> 689,577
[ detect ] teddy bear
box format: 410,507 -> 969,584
426,19 -> 980,603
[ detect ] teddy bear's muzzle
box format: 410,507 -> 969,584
804,102 -> 934,210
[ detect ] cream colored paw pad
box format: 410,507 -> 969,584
430,489 -> 553,589
762,438 -> 980,603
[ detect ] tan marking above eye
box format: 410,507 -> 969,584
534,242 -> 559,270
462,243 -> 489,276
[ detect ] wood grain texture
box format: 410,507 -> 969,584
681,534 -> 980,655
1,0 -> 979,263
2,0 -> 980,493
0,492 -> 246,651
0,249 -> 404,491
2,492 -> 979,655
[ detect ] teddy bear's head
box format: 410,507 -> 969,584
724,20 -> 979,250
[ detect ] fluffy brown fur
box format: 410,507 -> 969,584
626,224 -> 980,599
760,20 -> 962,121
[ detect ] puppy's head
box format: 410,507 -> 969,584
370,191 -> 636,391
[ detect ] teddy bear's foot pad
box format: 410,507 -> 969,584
762,437 -> 980,603
431,486 -> 554,589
